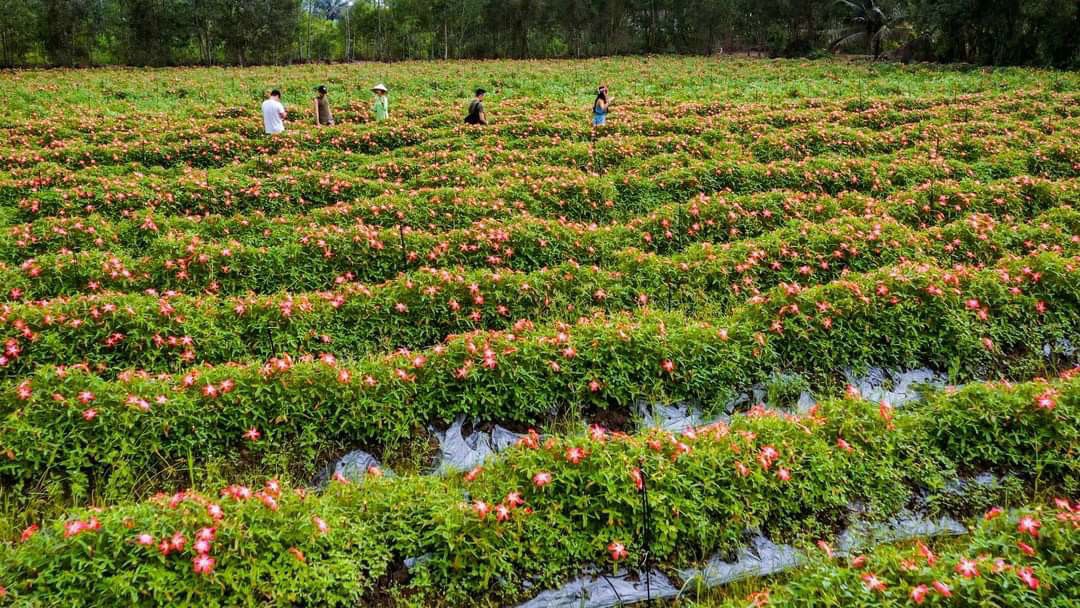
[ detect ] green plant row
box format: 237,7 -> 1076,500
2,251 -> 1077,508
5,177 -> 1076,301
715,502 -> 1080,608
4,171 -> 1076,266
1,373 -> 1077,606
2,206 -> 1077,378
5,136 -> 1076,227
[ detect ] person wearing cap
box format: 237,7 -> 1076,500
371,84 -> 389,122
313,85 -> 334,126
464,88 -> 487,125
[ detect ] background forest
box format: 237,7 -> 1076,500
1,0 -> 1078,69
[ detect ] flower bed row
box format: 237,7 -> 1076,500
2,252 -> 1077,505
717,501 -> 1080,608
0,373 -> 1077,606
1,206 -> 1076,377
4,176 -> 1075,300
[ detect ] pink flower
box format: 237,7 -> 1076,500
16,381 -> 31,400
1017,541 -> 1036,556
1035,392 -> 1056,411
265,479 -> 281,496
506,492 -> 525,507
565,447 -> 586,464
661,359 -> 676,373
170,531 -> 186,551
916,540 -> 936,565
258,493 -> 279,511
777,467 -> 791,481
984,506 -> 1004,520
194,539 -> 211,554
158,540 -> 172,556
932,581 -> 951,597
472,500 -> 490,518
464,466 -> 483,482
63,520 -> 85,538
532,471 -> 552,488
910,585 -> 929,604
82,408 -> 97,421
955,558 -> 979,578
861,573 -> 886,592
207,503 -> 224,520
836,437 -> 853,452
136,533 -> 154,546
196,527 -> 216,542
816,540 -> 834,558
608,541 -> 628,561
243,427 -> 261,441
630,468 -> 644,491
1017,516 -> 1041,537
495,504 -> 511,522
77,391 -> 94,404
735,461 -> 750,477
193,554 -> 216,575
313,516 -> 329,534
1017,566 -> 1039,590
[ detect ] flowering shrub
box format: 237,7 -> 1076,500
719,502 -> 1080,607
0,374 -> 1077,605
1,58 -> 1079,605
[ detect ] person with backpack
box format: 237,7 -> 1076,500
313,85 -> 334,126
592,85 -> 610,127
464,89 -> 487,125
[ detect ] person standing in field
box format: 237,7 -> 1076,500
464,88 -> 487,125
371,84 -> 389,122
313,85 -> 334,126
592,85 -> 610,127
262,89 -> 286,135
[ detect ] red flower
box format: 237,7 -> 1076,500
836,437 -> 853,452
1017,566 -> 1039,590
506,492 -> 524,507
984,506 -> 1004,520
170,531 -> 186,551
82,408 -> 97,421
589,424 -> 607,441
608,541 -> 628,561
193,554 -> 216,575
1017,516 -> 1041,537
916,540 -> 936,565
77,391 -> 94,404
1017,541 -> 1036,556
532,471 -> 552,487
910,584 -> 929,604
932,581 -> 952,597
20,524 -> 39,543
565,447 -> 586,464
495,504 -> 511,522
955,558 -> 979,578
464,466 -> 483,482
661,359 -> 676,373
630,468 -> 644,491
850,555 -> 867,568
243,427 -> 261,441
861,573 -> 886,592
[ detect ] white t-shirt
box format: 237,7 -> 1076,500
262,98 -> 286,134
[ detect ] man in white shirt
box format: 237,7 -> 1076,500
262,90 -> 286,134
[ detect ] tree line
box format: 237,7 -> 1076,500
1,1 -> 1077,69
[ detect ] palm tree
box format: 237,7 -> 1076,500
830,0 -> 909,60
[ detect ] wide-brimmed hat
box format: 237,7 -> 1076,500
371,84 -> 388,92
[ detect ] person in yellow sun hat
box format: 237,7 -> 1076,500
372,84 -> 389,122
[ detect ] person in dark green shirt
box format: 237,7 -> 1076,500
464,88 -> 487,125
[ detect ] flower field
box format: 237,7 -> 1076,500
0,57 -> 1078,606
